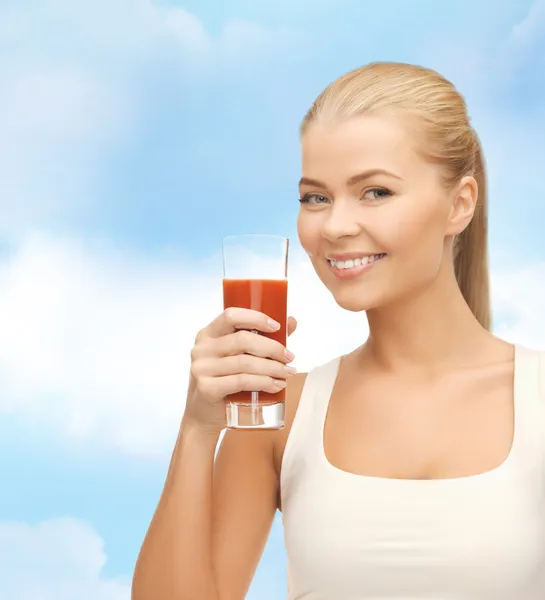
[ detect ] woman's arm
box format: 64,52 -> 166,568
132,373 -> 305,600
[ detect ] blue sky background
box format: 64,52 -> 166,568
0,0 -> 544,598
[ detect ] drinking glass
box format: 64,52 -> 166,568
222,234 -> 289,429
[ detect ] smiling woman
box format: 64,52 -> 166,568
132,62 -> 545,600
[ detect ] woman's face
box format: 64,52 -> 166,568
297,113 -> 473,313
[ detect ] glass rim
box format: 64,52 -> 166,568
222,233 -> 288,243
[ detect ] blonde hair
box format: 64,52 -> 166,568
301,62 -> 491,330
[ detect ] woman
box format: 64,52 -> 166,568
132,63 -> 545,599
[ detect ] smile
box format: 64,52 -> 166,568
327,253 -> 387,280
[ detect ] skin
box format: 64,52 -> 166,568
132,113 -> 516,600
296,114 -> 515,481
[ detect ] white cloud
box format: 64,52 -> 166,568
0,232 -> 365,457
491,262 -> 545,350
0,231 -> 544,458
0,517 -> 129,600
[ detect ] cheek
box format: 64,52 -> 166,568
297,212 -> 322,257
378,201 -> 445,253
384,205 -> 449,289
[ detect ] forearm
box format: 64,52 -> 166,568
132,418 -> 222,600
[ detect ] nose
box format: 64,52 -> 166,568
321,200 -> 362,242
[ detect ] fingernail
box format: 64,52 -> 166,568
285,350 -> 295,361
268,319 -> 281,330
274,379 -> 287,388
284,366 -> 297,375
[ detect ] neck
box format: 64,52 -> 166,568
363,261 -> 493,375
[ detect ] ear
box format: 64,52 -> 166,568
445,175 -> 478,237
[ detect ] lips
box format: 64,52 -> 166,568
328,253 -> 387,270
327,253 -> 387,280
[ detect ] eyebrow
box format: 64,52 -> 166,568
298,168 -> 404,189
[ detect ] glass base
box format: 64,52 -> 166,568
226,400 -> 285,430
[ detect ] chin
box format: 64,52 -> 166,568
329,286 -> 386,313
333,295 -> 378,313
312,265 -> 379,312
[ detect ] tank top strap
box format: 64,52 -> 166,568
508,344 -> 545,475
280,356 -> 341,494
538,348 -> 545,403
537,347 -> 545,454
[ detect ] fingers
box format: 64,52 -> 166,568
203,307 -> 281,339
195,373 -> 288,399
195,354 -> 297,380
193,329 -> 292,363
189,308 -> 298,407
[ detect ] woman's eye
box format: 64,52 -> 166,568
363,187 -> 393,201
299,194 -> 330,205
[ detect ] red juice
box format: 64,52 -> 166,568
223,278 -> 288,404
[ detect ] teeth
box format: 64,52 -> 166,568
329,254 -> 385,269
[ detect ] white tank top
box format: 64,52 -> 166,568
280,344 -> 545,599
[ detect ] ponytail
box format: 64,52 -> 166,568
453,137 -> 491,330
